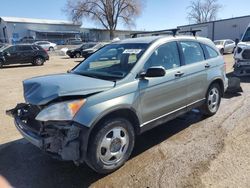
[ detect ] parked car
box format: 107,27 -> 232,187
214,39 -> 236,54
34,41 -> 57,51
66,43 -> 97,58
0,44 -> 49,68
81,42 -> 109,59
234,24 -> 250,76
19,36 -> 35,43
66,38 -> 83,45
7,35 -> 228,174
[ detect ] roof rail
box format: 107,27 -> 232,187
131,28 -> 180,38
178,29 -> 202,37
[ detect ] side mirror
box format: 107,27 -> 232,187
140,66 -> 166,78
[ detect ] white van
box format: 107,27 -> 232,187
234,24 -> 250,76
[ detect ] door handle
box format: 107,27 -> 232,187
205,64 -> 211,68
175,71 -> 184,77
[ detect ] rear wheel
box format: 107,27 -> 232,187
0,60 -> 3,69
0,60 -> 3,68
33,57 -> 44,66
200,83 -> 222,116
75,52 -> 81,58
86,118 -> 135,174
220,48 -> 224,55
49,47 -> 54,51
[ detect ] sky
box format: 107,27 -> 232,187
0,0 -> 250,31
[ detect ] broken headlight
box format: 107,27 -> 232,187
36,99 -> 86,121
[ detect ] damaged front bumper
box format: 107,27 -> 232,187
6,103 -> 85,163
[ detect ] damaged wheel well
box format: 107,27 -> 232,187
90,109 -> 140,136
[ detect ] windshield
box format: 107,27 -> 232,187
72,43 -> 149,81
242,27 -> 250,42
0,45 -> 10,52
214,41 -> 224,45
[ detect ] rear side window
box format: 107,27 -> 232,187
205,45 -> 219,59
180,41 -> 204,65
17,45 -> 33,51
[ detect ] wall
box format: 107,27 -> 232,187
178,16 -> 250,41
214,17 -> 250,41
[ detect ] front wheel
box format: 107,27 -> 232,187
32,57 -> 44,66
87,118 -> 135,174
200,83 -> 222,116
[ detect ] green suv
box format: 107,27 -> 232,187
7,35 -> 228,174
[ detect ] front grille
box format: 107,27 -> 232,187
242,49 -> 250,59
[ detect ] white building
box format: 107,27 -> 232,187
178,15 -> 250,41
0,17 -> 81,44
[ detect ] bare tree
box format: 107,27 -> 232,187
187,0 -> 222,23
65,0 -> 143,40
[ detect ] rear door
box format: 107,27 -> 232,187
178,41 -> 207,105
139,41 -> 188,125
16,45 -> 34,63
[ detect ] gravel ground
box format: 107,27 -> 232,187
0,54 -> 249,188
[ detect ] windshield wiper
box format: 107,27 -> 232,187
72,71 -> 100,79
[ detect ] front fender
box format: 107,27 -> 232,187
73,91 -> 141,128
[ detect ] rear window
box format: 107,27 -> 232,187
180,41 -> 205,65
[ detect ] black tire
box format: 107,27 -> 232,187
49,47 -> 54,51
75,52 -> 81,58
232,47 -> 236,54
220,48 -> 224,55
86,118 -> 135,174
33,57 -> 44,66
0,60 -> 3,68
200,83 -> 222,117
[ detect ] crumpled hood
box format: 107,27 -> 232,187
23,73 -> 115,105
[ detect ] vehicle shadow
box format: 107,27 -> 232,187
1,64 -> 33,69
0,111 -> 204,188
227,72 -> 250,83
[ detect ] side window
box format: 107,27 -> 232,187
4,46 -> 15,53
17,45 -> 32,51
180,41 -> 204,65
144,42 -> 180,70
205,45 -> 219,59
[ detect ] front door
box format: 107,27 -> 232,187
4,46 -> 19,64
139,42 -> 188,126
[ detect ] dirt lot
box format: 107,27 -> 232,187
0,54 -> 250,188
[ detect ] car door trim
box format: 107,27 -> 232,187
140,98 -> 205,128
